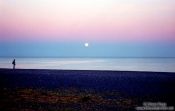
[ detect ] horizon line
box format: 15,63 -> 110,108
0,56 -> 175,58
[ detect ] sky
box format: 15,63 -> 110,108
0,0 -> 175,57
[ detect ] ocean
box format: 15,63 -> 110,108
0,58 -> 175,72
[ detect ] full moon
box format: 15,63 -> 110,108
84,43 -> 89,47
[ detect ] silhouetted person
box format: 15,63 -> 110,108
12,59 -> 16,69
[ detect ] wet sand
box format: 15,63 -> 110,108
0,69 -> 175,111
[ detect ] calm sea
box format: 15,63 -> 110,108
0,58 -> 175,72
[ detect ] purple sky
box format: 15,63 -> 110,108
1,0 -> 175,42
0,0 -> 175,57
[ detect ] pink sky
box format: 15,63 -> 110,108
0,0 -> 175,42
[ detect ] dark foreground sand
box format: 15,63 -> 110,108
0,69 -> 175,111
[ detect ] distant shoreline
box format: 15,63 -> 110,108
0,68 -> 175,74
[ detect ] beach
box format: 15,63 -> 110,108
0,69 -> 175,111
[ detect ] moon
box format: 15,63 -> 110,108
84,43 -> 89,47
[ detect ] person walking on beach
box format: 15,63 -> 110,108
12,59 -> 16,69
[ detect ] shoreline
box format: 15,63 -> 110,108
1,68 -> 175,73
